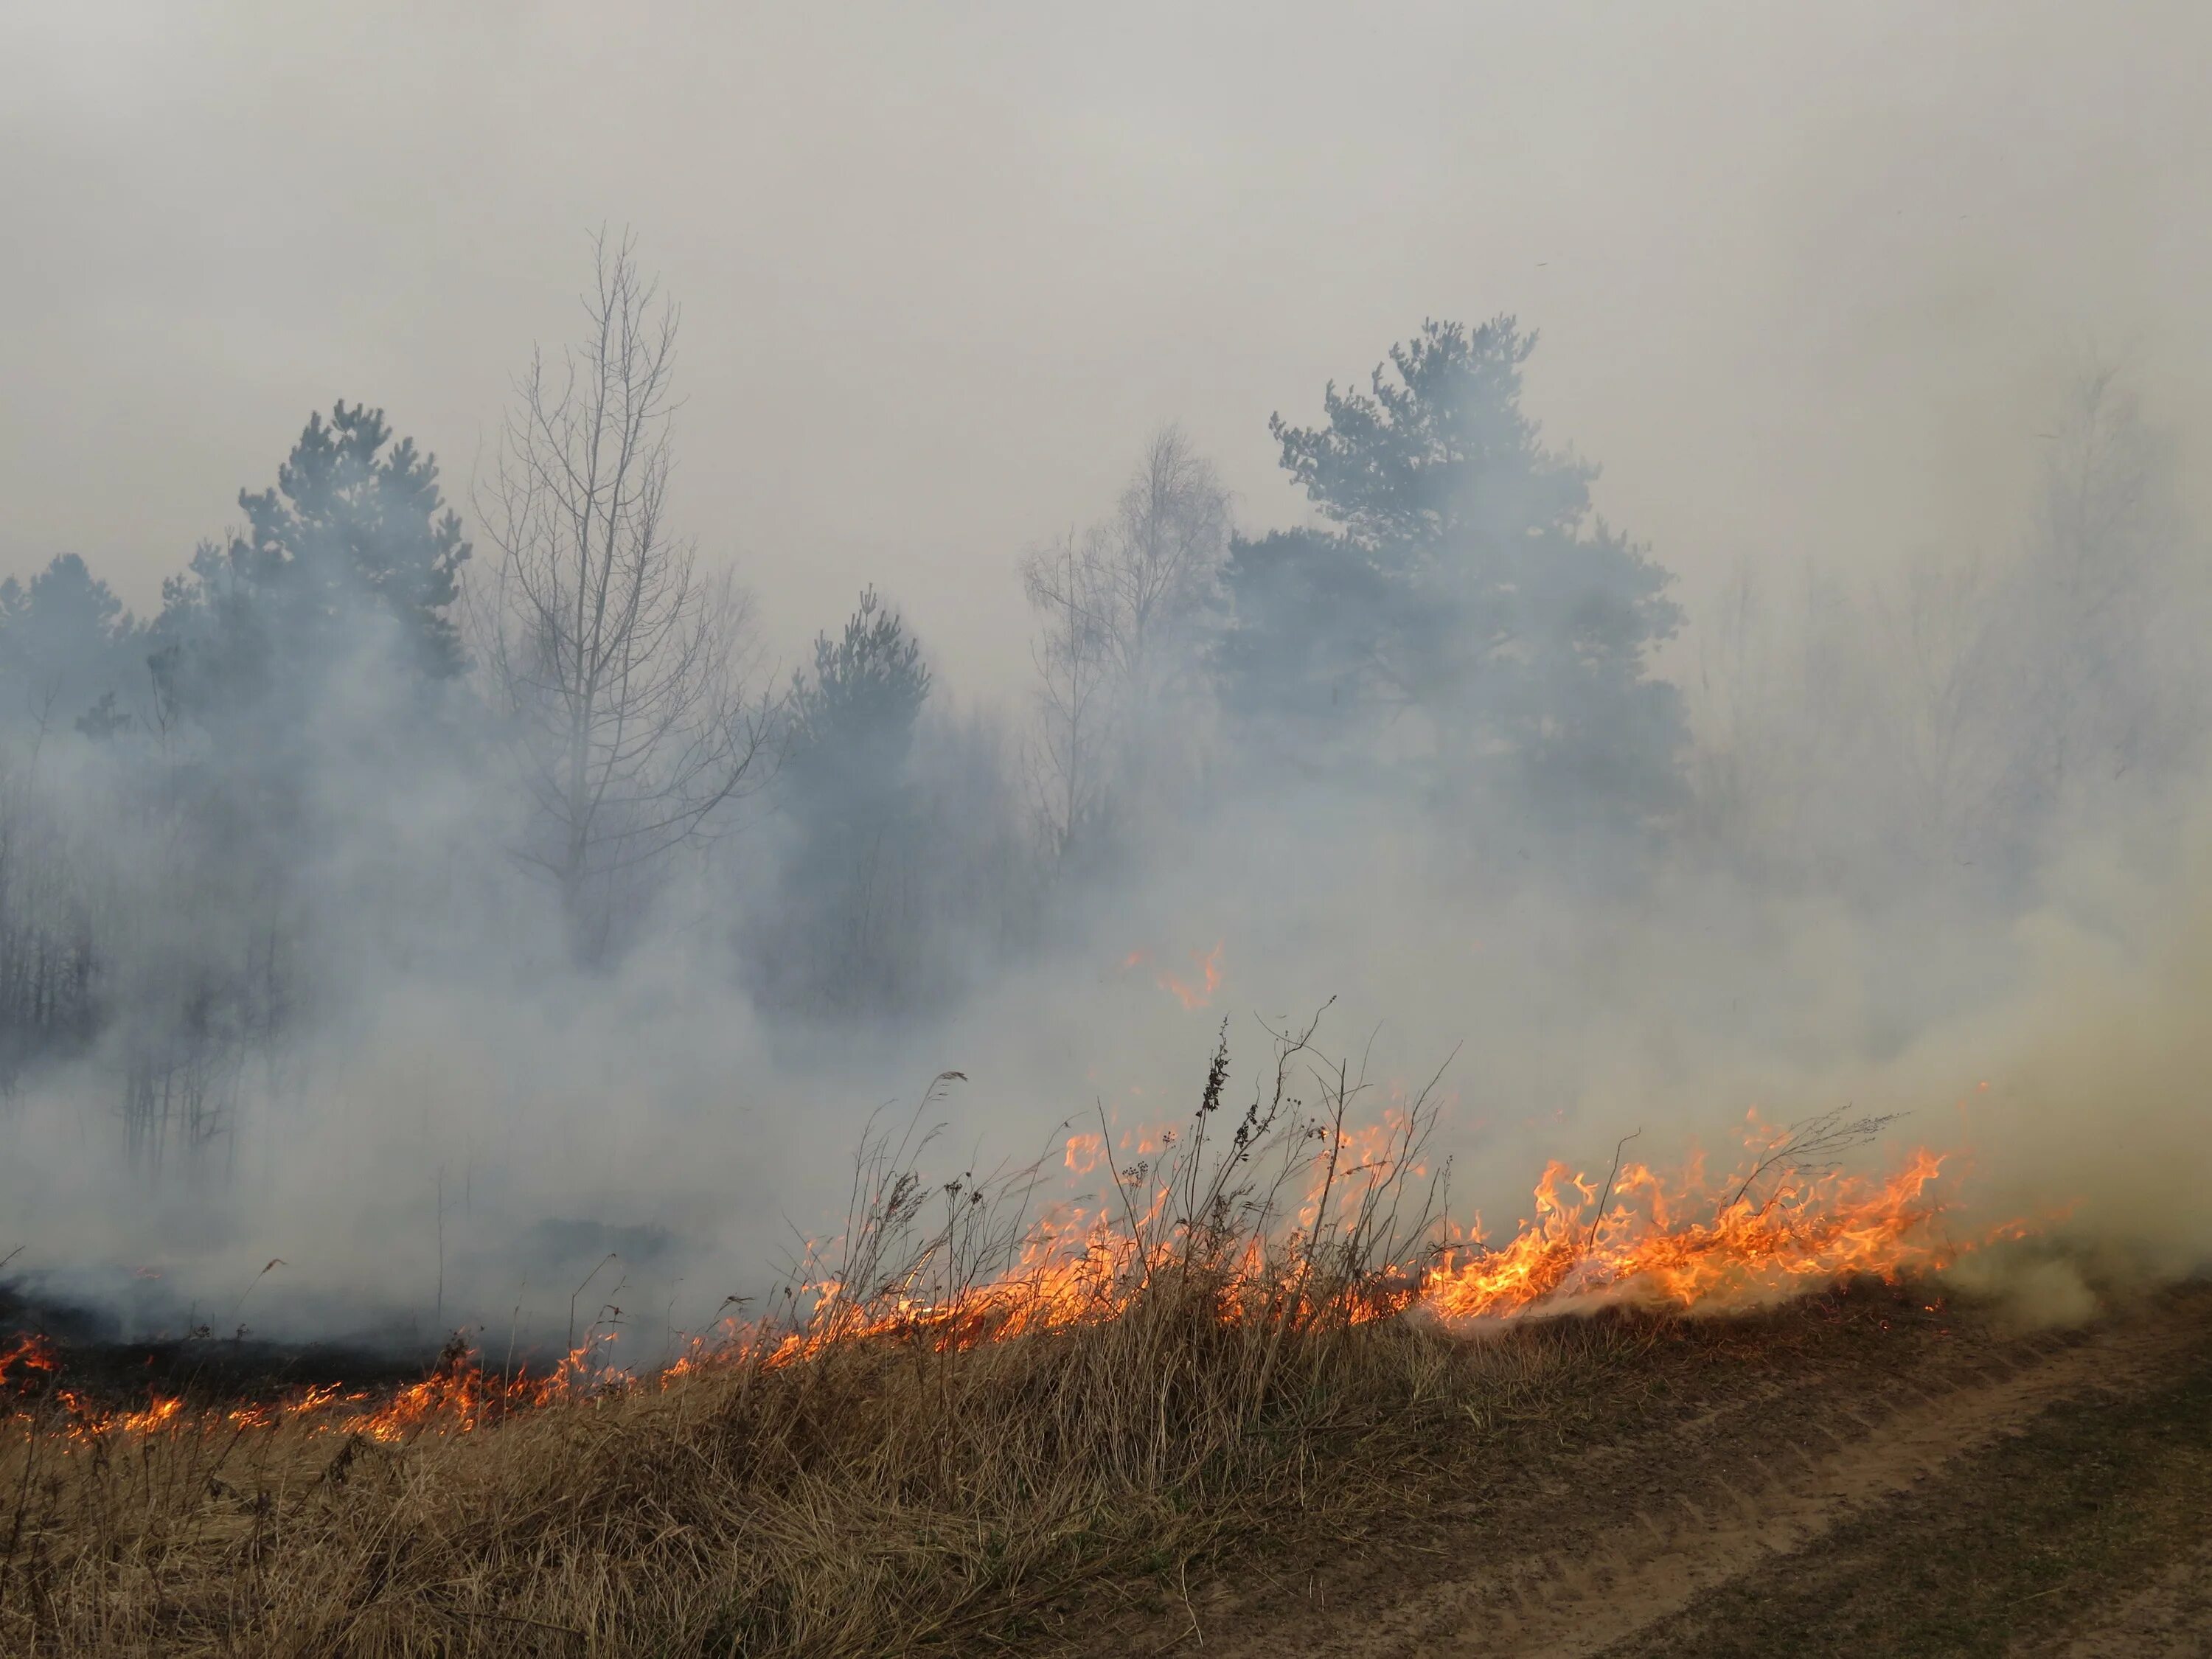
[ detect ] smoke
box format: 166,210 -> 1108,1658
4,8 -> 2212,1359
6,353 -> 2211,1358
1923,826 -> 2212,1322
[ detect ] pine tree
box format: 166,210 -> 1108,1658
153,401 -> 469,720
1219,318 -> 1686,834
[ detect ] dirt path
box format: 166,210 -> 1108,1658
1153,1287 -> 2212,1658
2038,1540 -> 2212,1657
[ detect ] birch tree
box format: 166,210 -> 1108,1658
1021,425 -> 1229,863
479,231 -> 771,953
1020,529 -> 1116,863
1093,425 -> 1231,702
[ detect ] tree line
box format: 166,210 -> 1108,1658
0,232 -> 2200,1169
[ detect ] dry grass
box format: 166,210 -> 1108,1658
0,1020 -> 1679,1655
1,1284 -> 1663,1655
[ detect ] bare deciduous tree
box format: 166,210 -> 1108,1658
2008,366 -> 2197,799
1686,363 -> 2209,897
1020,529 -> 1115,863
1093,425 -> 1231,700
1875,366 -> 2196,876
477,230 -> 771,952
1020,425 -> 1229,864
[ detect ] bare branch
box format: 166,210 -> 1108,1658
471,229 -> 775,953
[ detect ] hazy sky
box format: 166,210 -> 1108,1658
4,0 -> 2206,696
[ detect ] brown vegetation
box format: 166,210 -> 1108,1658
0,1253 -> 1677,1653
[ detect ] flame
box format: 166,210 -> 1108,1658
4,1107 -> 2031,1454
5,1335 -> 622,1450
1157,940 -> 1224,1010
745,1110 -> 2007,1370
1417,1147 -> 1955,1326
1063,1132 -> 1106,1175
1118,941 -> 1226,1009
1,1332 -> 60,1393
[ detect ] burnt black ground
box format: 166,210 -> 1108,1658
2,1279 -> 442,1407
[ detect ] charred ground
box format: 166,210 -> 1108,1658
1,1280 -> 441,1408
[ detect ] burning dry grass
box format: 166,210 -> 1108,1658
0,1018 -> 2003,1655
0,1266 -> 1668,1655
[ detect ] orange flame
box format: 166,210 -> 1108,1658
1118,941 -> 1226,1009
1417,1148 -> 1955,1326
6,1334 -> 625,1450
1063,1132 -> 1106,1175
745,1112 -> 2006,1371
4,1112 -> 2030,1453
1157,941 -> 1224,1010
1,1332 -> 60,1394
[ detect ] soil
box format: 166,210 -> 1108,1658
1079,1282 -> 2212,1658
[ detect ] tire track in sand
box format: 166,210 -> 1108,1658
1194,1293 -> 2208,1659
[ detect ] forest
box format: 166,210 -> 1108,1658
0,232 -> 2202,1231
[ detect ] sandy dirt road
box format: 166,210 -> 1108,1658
1089,1285 -> 2212,1658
